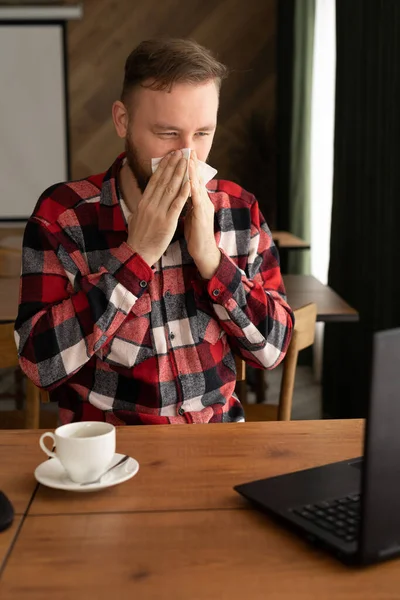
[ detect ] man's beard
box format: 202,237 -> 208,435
125,134 -> 151,194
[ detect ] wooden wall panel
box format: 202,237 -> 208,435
67,0 -> 276,224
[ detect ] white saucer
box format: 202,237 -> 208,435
34,453 -> 139,493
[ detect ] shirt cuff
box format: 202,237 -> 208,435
206,249 -> 242,305
104,241 -> 154,298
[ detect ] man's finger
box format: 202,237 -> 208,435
144,151 -> 183,205
188,158 -> 202,207
168,180 -> 191,218
158,156 -> 188,210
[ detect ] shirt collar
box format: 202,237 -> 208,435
98,153 -> 127,232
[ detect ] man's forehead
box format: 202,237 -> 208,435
136,80 -> 219,107
153,122 -> 216,131
132,82 -> 218,127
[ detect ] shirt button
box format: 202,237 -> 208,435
169,332 -> 175,340
178,407 -> 185,416
139,280 -> 148,288
165,290 -> 171,297
212,289 -> 220,297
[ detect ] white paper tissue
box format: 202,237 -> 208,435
151,148 -> 217,186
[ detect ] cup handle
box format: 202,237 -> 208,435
39,432 -> 57,459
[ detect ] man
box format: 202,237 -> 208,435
15,38 -> 294,425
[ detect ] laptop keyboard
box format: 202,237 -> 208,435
291,493 -> 361,543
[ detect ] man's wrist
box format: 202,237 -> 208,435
126,242 -> 155,269
194,247 -> 221,280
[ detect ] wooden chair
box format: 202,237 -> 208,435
0,247 -> 24,409
237,303 -> 317,421
0,322 -> 55,429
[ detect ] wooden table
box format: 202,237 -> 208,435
1,420 -> 400,598
272,230 -> 310,250
284,274 -> 359,322
0,275 -> 358,325
0,429 -> 44,566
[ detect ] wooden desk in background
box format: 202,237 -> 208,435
251,274 -> 358,404
0,226 -> 24,249
0,278 -> 19,323
0,228 -> 309,247
0,236 -> 22,251
0,229 -> 309,252
284,274 -> 359,322
0,275 -> 358,325
272,230 -> 310,274
272,230 -> 310,250
1,420 -> 399,598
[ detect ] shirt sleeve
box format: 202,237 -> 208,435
205,199 -> 294,369
14,216 -> 153,390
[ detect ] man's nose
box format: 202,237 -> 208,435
180,136 -> 192,150
166,141 -> 191,154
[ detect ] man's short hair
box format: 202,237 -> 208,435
121,38 -> 228,102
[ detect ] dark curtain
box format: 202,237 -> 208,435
288,0 -> 314,275
276,0 -> 295,233
323,0 -> 400,418
277,0 -> 314,274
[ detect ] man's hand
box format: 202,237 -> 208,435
127,150 -> 190,267
184,151 -> 221,279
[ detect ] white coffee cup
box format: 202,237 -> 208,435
39,421 -> 116,484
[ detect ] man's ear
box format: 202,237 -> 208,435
112,101 -> 129,138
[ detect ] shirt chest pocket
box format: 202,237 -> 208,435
196,308 -> 224,344
193,290 -> 225,345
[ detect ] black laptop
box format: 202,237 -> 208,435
234,327 -> 400,566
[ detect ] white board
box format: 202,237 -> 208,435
0,24 -> 68,219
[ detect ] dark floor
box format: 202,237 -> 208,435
246,364 -> 322,420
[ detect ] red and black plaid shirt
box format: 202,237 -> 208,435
15,154 -> 294,425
